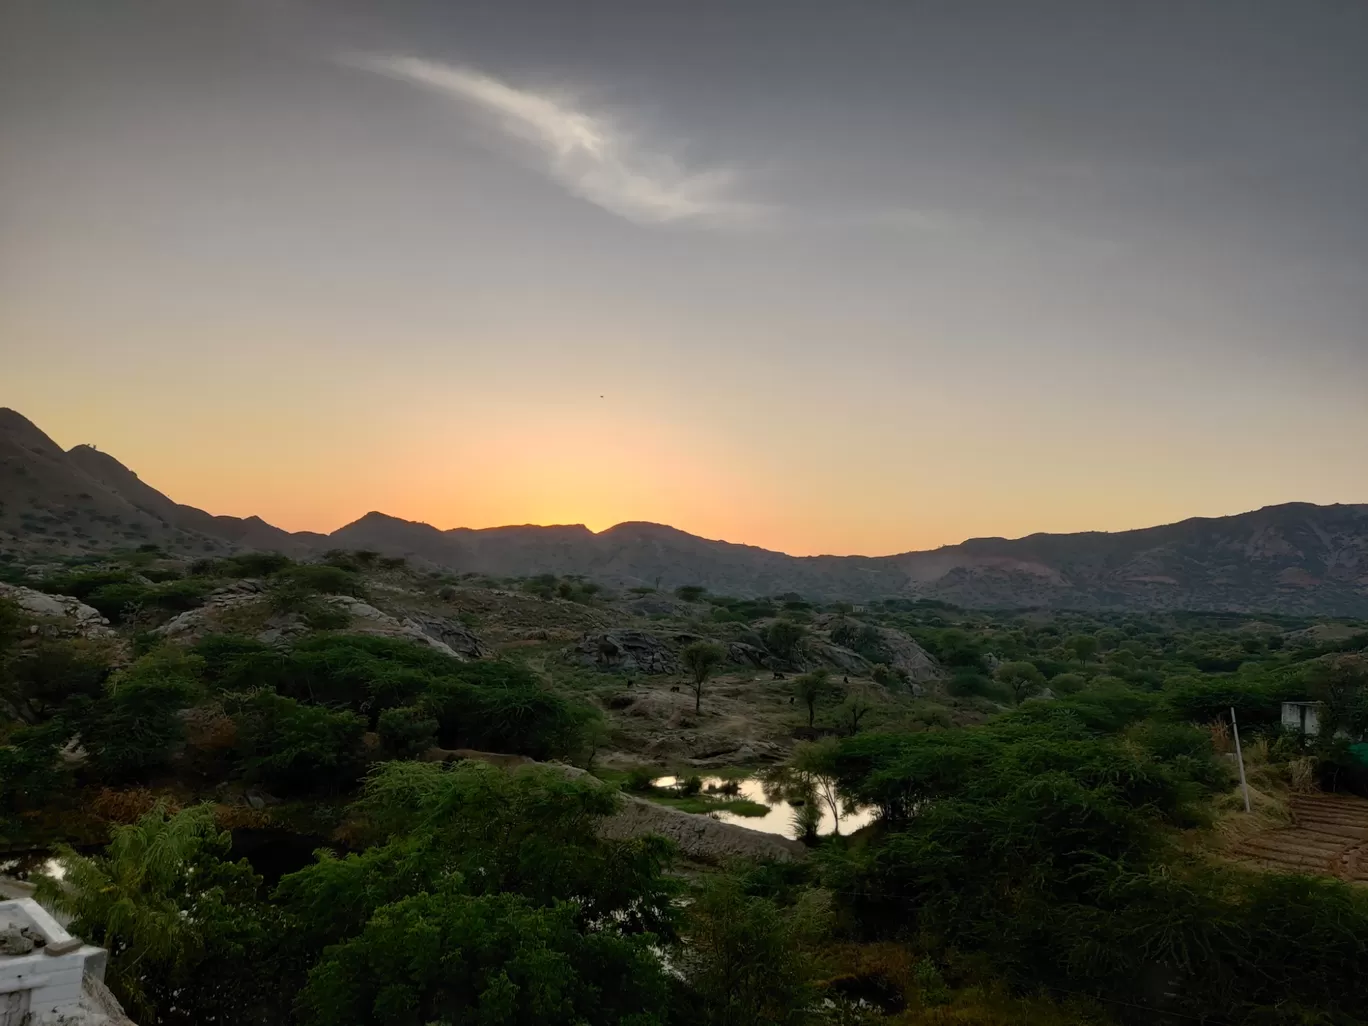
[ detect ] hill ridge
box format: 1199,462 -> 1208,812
1,408 -> 1365,614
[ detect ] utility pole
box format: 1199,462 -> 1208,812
1231,706 -> 1252,814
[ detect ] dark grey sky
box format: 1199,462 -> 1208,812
2,0 -> 1365,554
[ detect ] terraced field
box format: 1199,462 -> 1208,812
1232,794 -> 1368,881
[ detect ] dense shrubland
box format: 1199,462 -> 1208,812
4,552 -> 1368,1024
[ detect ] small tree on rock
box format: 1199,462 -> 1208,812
765,620 -> 807,665
681,641 -> 727,715
793,670 -> 831,729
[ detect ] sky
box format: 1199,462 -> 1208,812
2,0 -> 1365,557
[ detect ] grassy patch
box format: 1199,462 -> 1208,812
645,794 -> 770,817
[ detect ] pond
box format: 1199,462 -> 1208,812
650,774 -> 875,839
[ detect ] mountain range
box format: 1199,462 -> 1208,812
3,407 -> 1366,615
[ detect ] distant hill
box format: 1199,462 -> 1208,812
2,407 -> 1366,614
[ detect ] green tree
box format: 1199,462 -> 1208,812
1049,672 -> 1087,696
1310,654 -> 1368,741
680,875 -> 830,1026
764,619 -> 807,664
85,666 -> 197,780
36,804 -> 271,1025
793,670 -> 830,728
837,692 -> 874,734
376,704 -> 438,758
231,691 -> 365,794
995,661 -> 1045,705
0,637 -> 112,724
0,721 -> 69,830
681,641 -> 727,715
298,888 -> 671,1026
1065,633 -> 1100,665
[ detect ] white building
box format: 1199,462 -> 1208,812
1282,701 -> 1323,736
0,898 -> 111,1025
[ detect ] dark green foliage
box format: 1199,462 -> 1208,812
764,619 -> 806,662
36,805 -> 278,1026
189,633 -> 587,760
69,575 -> 215,623
84,656 -> 199,779
624,766 -> 656,792
39,568 -> 135,601
226,551 -> 295,577
279,762 -> 678,1025
1163,673 -> 1298,727
376,704 -> 438,758
1309,654 -> 1368,741
994,660 -> 1045,704
822,689 -> 1368,1023
274,563 -> 364,597
1,637 -> 111,723
0,720 -> 70,825
231,691 -> 365,794
299,890 -> 671,1026
675,584 -> 708,602
86,581 -> 152,621
423,671 -> 580,758
678,875 -> 829,1026
193,635 -> 292,692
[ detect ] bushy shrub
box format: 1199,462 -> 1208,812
231,691 -> 365,794
376,705 -> 438,758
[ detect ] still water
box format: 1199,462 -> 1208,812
650,774 -> 875,838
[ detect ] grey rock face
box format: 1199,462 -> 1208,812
578,631 -> 679,674
0,583 -> 115,639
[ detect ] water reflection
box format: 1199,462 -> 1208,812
649,773 -> 874,839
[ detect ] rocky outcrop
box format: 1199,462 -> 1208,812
155,584 -> 483,660
401,613 -> 485,659
0,583 -> 115,639
598,793 -> 806,862
870,627 -> 941,683
577,631 -> 678,674
727,642 -> 771,668
804,640 -> 868,674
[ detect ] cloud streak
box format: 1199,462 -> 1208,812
349,55 -> 763,227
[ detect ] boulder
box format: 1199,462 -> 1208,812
401,613 -> 485,659
577,630 -> 678,674
872,627 -> 942,683
727,642 -> 771,667
622,595 -> 694,617
326,598 -> 479,660
0,583 -> 115,639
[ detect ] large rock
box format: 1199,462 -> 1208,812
401,613 -> 485,659
0,582 -> 115,638
155,580 -> 267,640
324,598 -> 479,660
872,627 -> 941,683
599,793 -> 806,862
155,585 -> 483,661
577,630 -> 678,674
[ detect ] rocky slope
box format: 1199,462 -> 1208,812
4,408 -> 1366,614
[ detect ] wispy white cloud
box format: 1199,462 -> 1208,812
347,54 -> 765,228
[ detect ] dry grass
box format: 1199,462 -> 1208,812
1204,738 -> 1294,848
888,988 -> 1110,1025
212,804 -> 273,830
821,943 -> 1111,1025
89,787 -> 181,824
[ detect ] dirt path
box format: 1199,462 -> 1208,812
1231,793 -> 1368,881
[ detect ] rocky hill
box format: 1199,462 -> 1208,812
3,407 -> 1366,614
